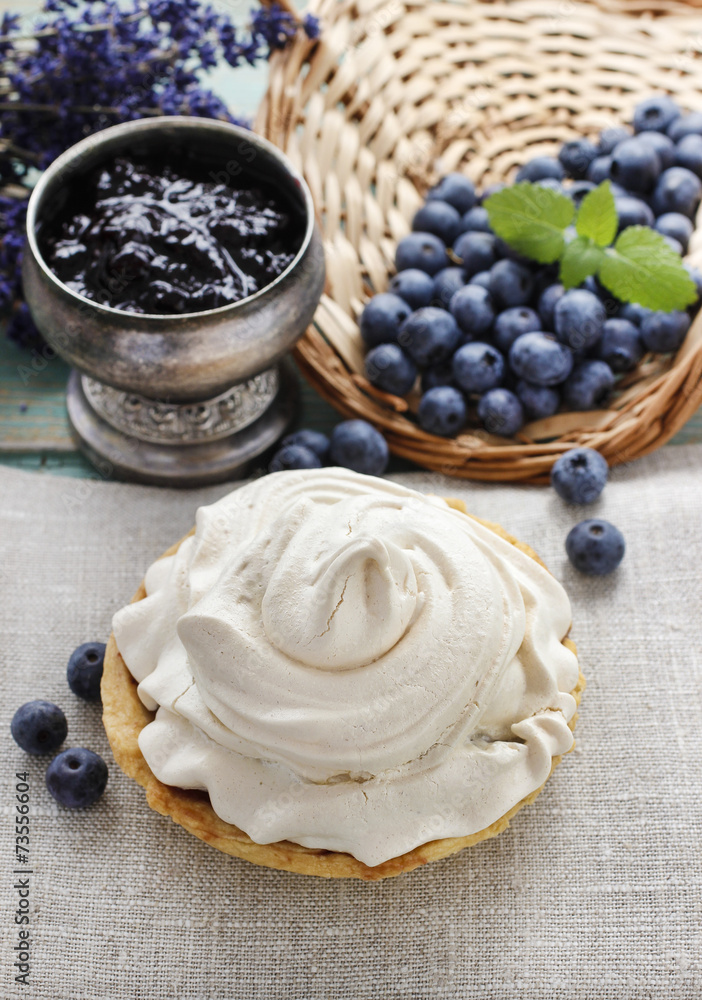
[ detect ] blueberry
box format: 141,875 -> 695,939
11,701 -> 67,755
282,429 -> 330,461
458,206 -> 492,234
365,343 -> 418,396
614,195 -> 654,231
359,293 -> 411,347
477,388 -> 524,436
493,306 -> 541,353
421,360 -> 456,392
399,307 -> 461,366
551,446 -> 609,504
426,173 -> 477,214
269,445 -> 322,472
432,267 -> 466,309
609,138 -> 661,193
661,235 -> 684,255
388,269 -> 435,309
685,264 -> 702,299
535,178 -> 565,194
509,332 -> 574,386
329,420 -> 389,476
674,133 -> 702,179
558,139 -> 599,179
516,380 -> 560,419
480,182 -> 506,202
412,200 -> 462,245
636,130 -> 675,170
537,283 -> 566,332
568,180 -> 597,204
554,289 -> 606,351
598,127 -> 631,155
654,212 -> 693,252
618,301 -> 652,326
633,95 -> 681,135
489,259 -> 534,309
67,642 -> 106,701
667,111 -> 702,142
449,285 -> 495,338
395,232 -> 448,275
597,318 -> 644,372
417,386 -> 467,436
566,519 -> 625,575
640,310 -> 691,352
452,231 -> 497,277
587,155 -> 612,184
468,270 -> 492,290
515,157 -> 565,183
652,167 -> 702,218
452,342 -> 505,394
562,360 -> 615,410
46,747 -> 108,809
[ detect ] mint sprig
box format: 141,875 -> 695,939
484,179 -> 697,312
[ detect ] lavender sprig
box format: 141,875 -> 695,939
0,0 -> 319,347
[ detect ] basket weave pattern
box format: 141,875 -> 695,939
257,0 -> 702,481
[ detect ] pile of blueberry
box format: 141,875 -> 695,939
268,419 -> 389,476
361,95 -> 702,438
10,643 -> 109,809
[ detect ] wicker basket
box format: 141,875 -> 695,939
256,0 -> 702,482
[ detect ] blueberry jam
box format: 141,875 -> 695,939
39,153 -> 306,314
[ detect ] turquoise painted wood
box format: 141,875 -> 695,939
0,0 -> 700,478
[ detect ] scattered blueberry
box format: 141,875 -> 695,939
558,139 -> 599,179
554,289 -> 606,351
412,200 -> 462,245
395,231 -> 448,275
359,292 -> 411,347
562,360 -> 615,410
515,156 -> 565,183
667,110 -> 702,143
399,307 -> 461,366
269,444 -> 322,472
459,205 -> 492,234
432,267 -> 466,309
489,259 -> 534,309
652,166 -> 702,218
452,342 -> 505,394
46,747 -> 108,809
640,310 -> 691,353
566,519 -> 625,575
509,332 -> 574,386
551,446 -> 609,504
597,318 -> 644,372
609,138 -> 661,193
329,420 -> 389,476
281,429 -> 330,461
388,269 -> 435,309
477,388 -> 524,436
493,306 -> 541,353
449,285 -> 495,338
67,642 -> 106,702
418,386 -> 467,436
516,380 -> 560,419
365,343 -> 418,395
633,95 -> 681,135
426,172 -> 477,214
11,701 -> 68,755
453,231 -> 497,276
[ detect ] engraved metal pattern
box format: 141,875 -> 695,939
82,368 -> 279,445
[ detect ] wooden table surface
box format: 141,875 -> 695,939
1,0 -> 700,479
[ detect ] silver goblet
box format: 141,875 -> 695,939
22,116 -> 325,486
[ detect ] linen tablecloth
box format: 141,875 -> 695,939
1,447 -> 701,999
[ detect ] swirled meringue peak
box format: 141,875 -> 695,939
112,469 -> 580,866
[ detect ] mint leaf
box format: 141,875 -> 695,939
560,236 -> 605,289
598,227 -> 697,312
484,182 -> 574,264
576,181 -> 617,247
